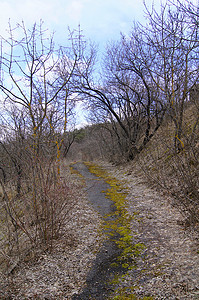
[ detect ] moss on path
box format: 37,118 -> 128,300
71,162 -> 147,300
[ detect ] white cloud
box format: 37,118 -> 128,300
66,0 -> 84,22
0,0 -> 59,37
0,0 -> 166,45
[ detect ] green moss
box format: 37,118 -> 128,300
84,162 -> 149,299
111,291 -> 153,300
109,286 -> 154,299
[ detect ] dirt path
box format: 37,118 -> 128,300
71,162 -> 127,299
96,161 -> 199,299
1,161 -> 198,299
71,161 -> 199,299
71,162 -> 113,216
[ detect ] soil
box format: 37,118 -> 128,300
0,160 -> 198,299
71,162 -> 127,300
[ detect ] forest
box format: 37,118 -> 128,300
0,0 -> 198,295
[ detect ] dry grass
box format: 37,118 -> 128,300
134,103 -> 199,229
0,158 -> 81,276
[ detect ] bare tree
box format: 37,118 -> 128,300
0,21 -> 78,161
142,1 -> 199,150
70,27 -> 166,160
137,0 -> 199,225
102,37 -> 166,159
0,22 -> 84,264
0,106 -> 30,194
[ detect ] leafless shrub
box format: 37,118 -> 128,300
138,106 -> 199,229
0,157 -> 78,274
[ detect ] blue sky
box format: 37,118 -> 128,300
0,0 -> 166,48
0,0 -> 167,127
0,0 -> 197,128
4,0 -> 195,127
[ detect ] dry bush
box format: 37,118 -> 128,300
0,157 -> 78,274
137,104 -> 199,229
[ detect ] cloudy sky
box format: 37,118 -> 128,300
0,0 -> 165,49
0,0 -> 180,127
0,0 -> 197,127
0,0 -> 166,126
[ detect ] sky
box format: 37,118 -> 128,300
0,0 -> 194,127
0,0 -> 166,49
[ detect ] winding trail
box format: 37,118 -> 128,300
70,161 -> 199,299
71,162 -> 127,300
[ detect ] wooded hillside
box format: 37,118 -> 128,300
0,0 -> 198,289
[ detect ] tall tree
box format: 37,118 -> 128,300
0,21 -> 78,157
142,1 -> 199,150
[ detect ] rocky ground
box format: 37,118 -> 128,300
0,160 -> 199,299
